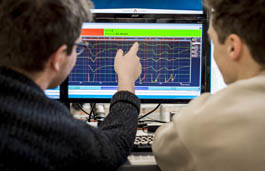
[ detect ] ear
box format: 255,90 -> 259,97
226,34 -> 243,61
49,45 -> 67,72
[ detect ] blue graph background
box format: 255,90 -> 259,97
69,38 -> 201,87
91,0 -> 203,11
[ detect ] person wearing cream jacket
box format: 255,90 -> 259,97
152,0 -> 265,171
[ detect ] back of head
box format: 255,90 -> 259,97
0,0 -> 93,72
204,0 -> 265,66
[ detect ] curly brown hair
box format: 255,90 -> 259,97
0,0 -> 93,72
204,0 -> 265,65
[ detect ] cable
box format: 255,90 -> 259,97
77,103 -> 90,115
88,103 -> 96,121
139,116 -> 167,123
145,116 -> 168,123
77,103 -> 96,122
139,119 -> 167,124
138,104 -> 161,120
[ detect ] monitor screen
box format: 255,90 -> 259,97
44,86 -> 60,99
210,42 -> 226,93
68,22 -> 205,103
91,0 -> 203,14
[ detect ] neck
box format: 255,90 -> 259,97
10,67 -> 49,91
237,57 -> 264,81
234,45 -> 265,81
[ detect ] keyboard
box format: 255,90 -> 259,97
127,152 -> 157,165
133,132 -> 154,152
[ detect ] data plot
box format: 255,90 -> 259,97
69,38 -> 192,87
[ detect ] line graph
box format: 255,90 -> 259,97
69,38 -> 192,86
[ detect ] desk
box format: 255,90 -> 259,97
118,152 -> 161,171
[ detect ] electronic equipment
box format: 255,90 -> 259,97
91,0 -> 203,14
133,133 -> 154,152
44,86 -> 60,99
62,1 -> 210,103
67,21 -> 209,103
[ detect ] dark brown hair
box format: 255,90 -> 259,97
0,0 -> 93,72
204,0 -> 265,65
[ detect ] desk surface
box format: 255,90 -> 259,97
118,152 -> 161,171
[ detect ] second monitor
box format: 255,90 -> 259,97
68,22 -> 206,103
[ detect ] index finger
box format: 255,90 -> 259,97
115,49 -> 124,58
127,42 -> 139,55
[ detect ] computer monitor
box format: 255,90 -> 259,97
44,86 -> 60,99
91,0 -> 203,14
210,42 -> 226,93
68,21 -> 208,103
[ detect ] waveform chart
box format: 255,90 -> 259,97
69,38 -> 192,87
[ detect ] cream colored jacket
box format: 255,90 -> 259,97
152,72 -> 265,171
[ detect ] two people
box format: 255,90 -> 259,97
1,0 -> 265,170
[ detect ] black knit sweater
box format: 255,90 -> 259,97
0,68 -> 140,171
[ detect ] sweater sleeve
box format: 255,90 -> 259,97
63,91 -> 140,170
0,71 -> 141,171
97,90 -> 140,164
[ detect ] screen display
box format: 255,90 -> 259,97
44,86 -> 60,99
68,22 -> 203,102
210,42 -> 226,93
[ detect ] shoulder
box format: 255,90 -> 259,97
181,73 -> 265,120
175,74 -> 265,147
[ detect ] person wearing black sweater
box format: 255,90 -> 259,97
0,0 -> 142,170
